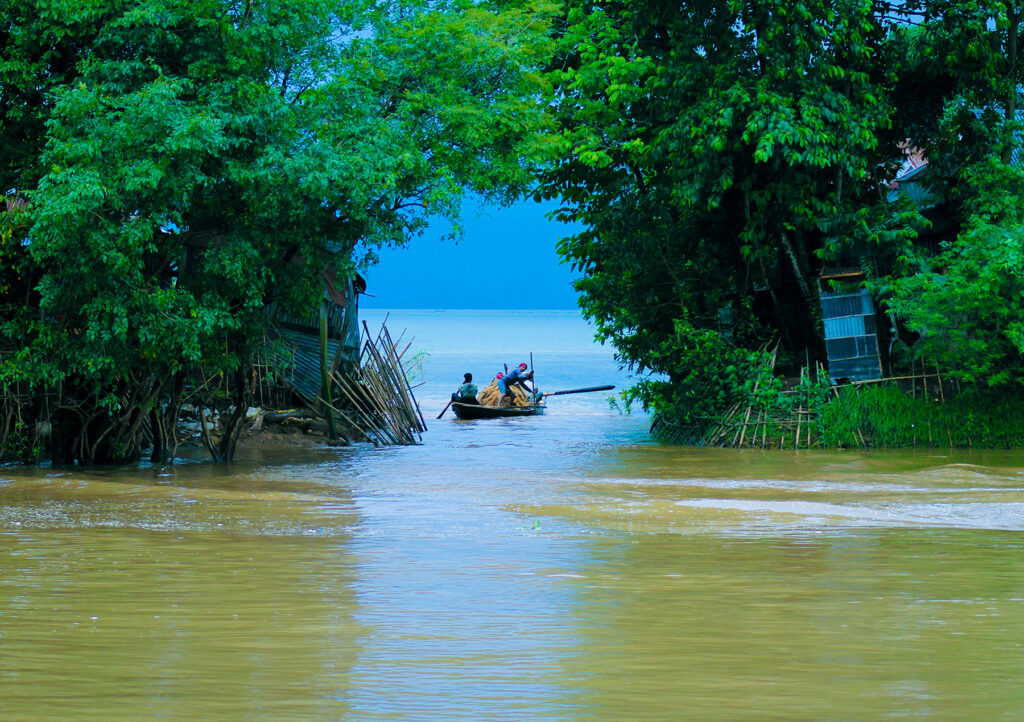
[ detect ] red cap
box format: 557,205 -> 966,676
496,373 -> 504,379
519,363 -> 528,369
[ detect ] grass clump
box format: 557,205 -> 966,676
818,384 -> 1024,449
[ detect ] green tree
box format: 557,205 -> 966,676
541,0 -> 910,420
0,0 -> 556,463
887,1 -> 1023,185
880,2 -> 1024,386
886,160 -> 1024,385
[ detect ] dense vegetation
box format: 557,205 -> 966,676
818,384 -> 1024,449
0,0 -> 556,463
5,0 -> 1024,462
541,0 -> 1024,444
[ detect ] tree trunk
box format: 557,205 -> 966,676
150,407 -> 167,464
215,366 -> 251,462
779,227 -> 825,359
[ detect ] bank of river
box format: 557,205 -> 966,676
3,310 -> 1024,720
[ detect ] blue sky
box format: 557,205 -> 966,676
360,199 -> 582,310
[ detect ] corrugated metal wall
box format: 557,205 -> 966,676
276,328 -> 343,404
821,289 -> 882,382
270,281 -> 361,405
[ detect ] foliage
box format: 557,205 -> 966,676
0,0 -> 557,463
885,159 -> 1024,386
544,0 -> 1024,437
888,1 -> 1024,174
623,321 -> 767,424
644,343 -> 835,445
818,383 -> 1024,448
542,0 -> 915,418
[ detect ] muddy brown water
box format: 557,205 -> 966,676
3,310 -> 1024,720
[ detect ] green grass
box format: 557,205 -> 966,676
817,384 -> 1024,449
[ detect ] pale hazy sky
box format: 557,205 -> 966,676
360,199 -> 582,310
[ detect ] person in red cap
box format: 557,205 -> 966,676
502,362 -> 536,405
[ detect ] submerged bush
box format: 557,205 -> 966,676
624,323 -> 768,425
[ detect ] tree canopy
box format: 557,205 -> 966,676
0,0 -> 557,463
542,0 -> 1024,422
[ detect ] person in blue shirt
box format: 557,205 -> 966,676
501,362 -> 537,404
451,372 -> 479,404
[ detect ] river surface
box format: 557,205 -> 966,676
3,309 -> 1024,720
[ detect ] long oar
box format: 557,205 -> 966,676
436,399 -> 453,419
541,385 -> 615,398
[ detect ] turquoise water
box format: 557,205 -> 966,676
361,308 -> 633,403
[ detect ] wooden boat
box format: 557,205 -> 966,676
438,382 -> 614,421
451,401 -> 546,419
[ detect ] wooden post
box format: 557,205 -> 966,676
319,297 -> 338,440
738,404 -> 753,448
936,364 -> 953,448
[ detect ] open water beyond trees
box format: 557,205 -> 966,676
3,310 -> 1024,720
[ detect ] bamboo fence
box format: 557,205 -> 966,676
319,320 -> 426,446
651,362 -> 956,451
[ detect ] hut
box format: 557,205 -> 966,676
266,266 -> 425,446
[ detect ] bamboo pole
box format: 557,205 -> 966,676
341,338 -> 406,445
935,364 -> 953,448
795,366 -> 806,450
355,338 -> 408,443
738,381 -> 761,448
383,325 -> 427,432
319,385 -> 376,442
334,374 -> 388,445
364,321 -> 423,437
368,329 -> 415,436
846,372 -> 942,387
711,403 -> 741,446
738,403 -> 753,448
361,361 -> 411,444
730,409 -> 743,448
332,372 -> 387,444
